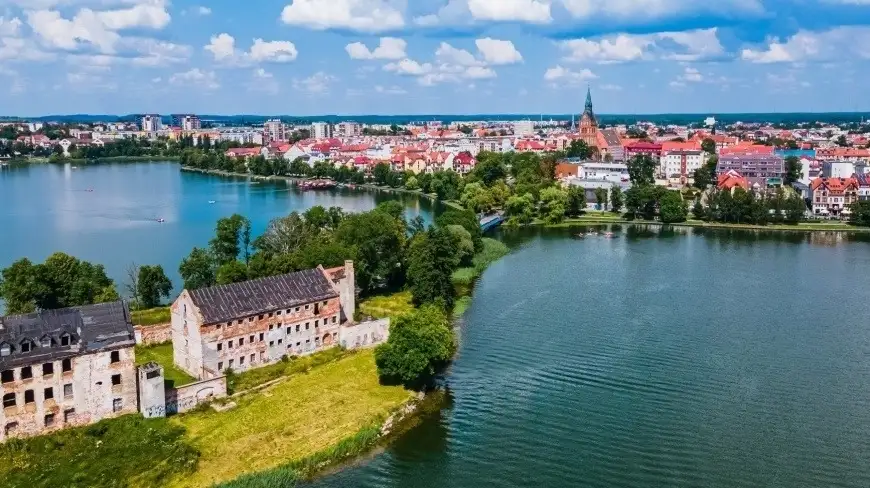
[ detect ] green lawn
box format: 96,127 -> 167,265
170,350 -> 413,488
228,347 -> 349,394
135,343 -> 196,388
452,238 -> 510,289
359,291 -> 414,319
131,306 -> 171,325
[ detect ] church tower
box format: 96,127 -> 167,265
578,86 -> 599,149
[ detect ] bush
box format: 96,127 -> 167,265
374,306 -> 456,388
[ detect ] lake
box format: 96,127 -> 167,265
0,162 -> 438,293
308,225 -> 870,488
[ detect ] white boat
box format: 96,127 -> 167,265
208,200 -> 216,204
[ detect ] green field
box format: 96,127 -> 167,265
135,343 -> 196,388
228,347 -> 348,394
131,306 -> 171,325
359,291 -> 414,319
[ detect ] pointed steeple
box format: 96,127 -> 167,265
583,85 -> 594,117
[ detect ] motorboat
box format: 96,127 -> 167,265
208,200 -> 216,204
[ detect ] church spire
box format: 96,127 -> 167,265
584,85 -> 593,116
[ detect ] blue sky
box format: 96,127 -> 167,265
1,0 -> 870,116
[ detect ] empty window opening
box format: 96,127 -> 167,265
62,359 -> 72,372
2,393 -> 15,408
42,363 -> 54,376
110,351 -> 120,363
44,387 -> 54,400
24,390 -> 34,404
111,374 -> 121,386
21,366 -> 32,380
0,370 -> 13,383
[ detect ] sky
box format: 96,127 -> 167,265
1,0 -> 870,116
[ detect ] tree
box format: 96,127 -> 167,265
288,158 -> 310,176
836,134 -> 848,147
849,201 -> 870,226
446,225 -> 475,267
693,154 -> 718,190
436,208 -> 483,251
460,182 -> 494,214
336,209 -> 407,292
216,261 -> 250,285
468,155 -> 507,186
405,176 -> 420,190
566,186 -> 587,217
374,305 -> 456,388
539,186 -> 568,224
659,191 -> 687,223
372,163 -> 392,185
785,195 -> 807,224
406,227 -> 458,308
505,193 -> 536,227
784,155 -> 802,185
210,214 -> 251,265
594,187 -> 608,210
701,138 -> 716,155
610,185 -> 624,213
692,200 -> 706,220
254,212 -> 314,256
137,265 -> 172,309
179,247 -> 216,290
566,140 -> 593,159
627,154 -> 656,186
0,258 -> 39,314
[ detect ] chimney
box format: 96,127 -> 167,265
343,260 -> 355,323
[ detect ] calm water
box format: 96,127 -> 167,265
0,162 -> 437,292
309,226 -> 870,488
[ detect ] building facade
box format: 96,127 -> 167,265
0,302 -> 138,441
717,154 -> 786,187
335,122 -> 362,138
661,150 -> 704,180
263,119 -> 287,144
311,122 -> 333,140
578,87 -> 599,148
140,114 -> 161,132
172,262 -> 358,380
810,177 -> 859,217
172,114 -> 202,131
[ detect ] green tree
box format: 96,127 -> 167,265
594,187 -> 608,210
336,209 -> 407,292
849,201 -> 870,226
406,227 -> 458,308
539,186 -> 568,224
505,193 -> 536,227
0,258 -> 39,314
288,158 -> 310,176
693,154 -> 718,190
659,191 -> 687,223
701,138 -> 716,154
692,200 -> 707,220
784,155 -> 802,185
372,163 -> 392,185
566,186 -> 587,217
216,260 -> 250,285
436,209 -> 483,251
210,214 -> 251,265
627,154 -> 656,186
446,225 -> 475,267
469,154 -> 507,186
610,185 -> 624,213
179,247 -> 216,290
374,305 -> 456,388
460,182 -> 494,214
405,176 -> 420,190
137,265 -> 172,309
566,140 -> 593,159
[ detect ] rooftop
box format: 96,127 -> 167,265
188,268 -> 339,325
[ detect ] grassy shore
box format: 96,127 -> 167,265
535,211 -> 870,233
169,350 -> 413,488
131,306 -> 171,325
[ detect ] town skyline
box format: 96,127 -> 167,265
1,1 -> 870,115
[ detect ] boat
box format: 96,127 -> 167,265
155,218 -> 165,223
604,232 -> 614,238
586,231 -> 597,236
208,200 -> 216,204
86,188 -> 94,192
299,179 -> 337,191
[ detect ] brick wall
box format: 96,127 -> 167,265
134,323 -> 172,346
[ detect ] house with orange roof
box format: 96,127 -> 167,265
716,170 -> 750,192
810,177 -> 859,217
816,147 -> 870,162
719,143 -> 774,156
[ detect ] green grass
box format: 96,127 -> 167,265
169,350 -> 413,488
453,296 -> 473,318
452,238 -> 510,291
359,291 -> 414,319
0,415 -> 199,488
135,343 -> 196,388
131,306 -> 171,326
228,347 -> 349,394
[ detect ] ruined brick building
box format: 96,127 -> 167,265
0,301 -> 138,441
171,261 -> 381,380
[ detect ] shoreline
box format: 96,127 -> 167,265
534,214 -> 870,233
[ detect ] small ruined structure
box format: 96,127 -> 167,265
0,301 -> 138,441
171,261 -> 389,381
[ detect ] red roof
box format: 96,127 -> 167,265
226,147 -> 261,157
811,177 -> 858,193
625,141 -> 662,151
717,170 -> 749,191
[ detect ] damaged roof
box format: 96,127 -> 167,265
0,301 -> 135,369
189,268 -> 339,325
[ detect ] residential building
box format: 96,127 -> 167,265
810,177 -> 859,217
171,114 -> 201,131
171,262 -> 362,380
513,120 -> 534,137
717,170 -> 750,192
624,141 -> 663,162
661,149 -> 704,181
599,129 -> 624,162
0,302 -> 138,441
263,119 -> 287,144
140,114 -> 161,132
821,161 -> 856,178
335,122 -> 362,138
311,122 -> 333,140
717,153 -> 785,187
855,173 -> 870,201
578,87 -> 599,148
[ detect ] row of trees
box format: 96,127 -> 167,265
695,188 -> 808,225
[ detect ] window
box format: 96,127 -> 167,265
249,335 -> 254,343
228,359 -> 234,368
277,339 -> 283,345
296,342 -> 301,348
62,359 -> 72,372
111,374 -> 121,386
259,333 -> 264,341
40,336 -> 52,348
228,340 -> 233,349
258,314 -> 264,320
239,356 -> 245,365
1,370 -> 12,383
20,341 -> 31,353
277,310 -> 282,316
315,319 -> 319,327
44,413 -> 56,427
110,351 -> 120,363
44,387 -> 54,401
63,384 -> 73,398
218,362 -> 223,371
268,312 -> 273,318
305,323 -> 310,330
296,324 -> 300,332
43,363 -> 54,376
295,307 -> 300,312
332,316 -> 337,324
5,422 -> 18,435
269,324 -> 274,331
314,304 -> 320,314
24,390 -> 34,404
239,338 -> 244,346
323,301 -> 328,307
237,319 -> 242,325
183,303 -> 187,315
217,343 -> 223,351
64,409 -> 75,422
305,304 -> 310,310
250,354 -> 255,363
1,343 -> 12,356
248,317 -> 253,322
112,398 -> 122,413
227,322 -> 232,328
21,366 -> 32,379
286,327 -> 291,335
269,341 -> 274,347
2,393 -> 15,408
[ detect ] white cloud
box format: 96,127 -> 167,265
385,40 -> 509,85
677,66 -> 703,82
204,33 -> 236,61
205,34 -> 298,64
600,83 -> 622,91
558,0 -> 762,20
375,84 -> 407,94
466,0 -> 551,23
543,65 -> 597,84
26,1 -> 171,53
0,16 -> 22,37
280,0 -> 404,33
196,6 -> 211,15
125,38 -> 191,66
169,68 -> 219,89
739,27 -> 870,64
435,42 -> 480,66
385,58 -> 433,75
475,38 -> 523,65
346,37 -> 406,60
293,71 -> 336,93
559,28 -> 724,63
249,39 -> 298,62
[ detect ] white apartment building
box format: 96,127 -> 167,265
661,150 -> 704,178
513,120 -> 534,137
578,162 -> 630,183
217,129 -> 264,146
336,122 -> 362,138
140,114 -> 161,132
311,122 -> 333,140
263,119 -> 287,144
